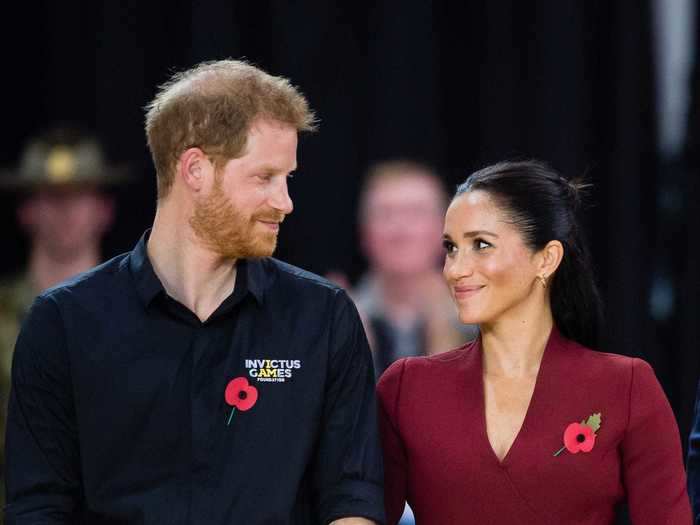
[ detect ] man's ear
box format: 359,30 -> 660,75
177,147 -> 212,193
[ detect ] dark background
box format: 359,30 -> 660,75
1,0 -> 699,503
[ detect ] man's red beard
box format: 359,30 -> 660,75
190,176 -> 285,259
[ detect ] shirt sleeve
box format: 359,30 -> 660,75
622,358 -> 692,525
687,380 -> 700,523
376,358 -> 409,525
312,290 -> 385,525
4,295 -> 81,524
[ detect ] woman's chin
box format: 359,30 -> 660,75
458,309 -> 483,326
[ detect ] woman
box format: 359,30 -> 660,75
377,161 -> 691,524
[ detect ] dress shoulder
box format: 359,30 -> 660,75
377,340 -> 477,417
586,351 -> 658,392
553,335 -> 654,387
425,339 -> 476,363
378,340 -> 474,385
377,358 -> 407,406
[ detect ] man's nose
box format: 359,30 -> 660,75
269,178 -> 294,215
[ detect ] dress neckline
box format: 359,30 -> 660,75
472,325 -> 563,468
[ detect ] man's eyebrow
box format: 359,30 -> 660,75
253,164 -> 297,173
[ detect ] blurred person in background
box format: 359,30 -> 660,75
353,160 -> 477,379
0,126 -> 120,516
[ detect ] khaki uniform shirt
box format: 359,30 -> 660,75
0,275 -> 36,517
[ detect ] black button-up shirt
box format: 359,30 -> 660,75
5,233 -> 384,524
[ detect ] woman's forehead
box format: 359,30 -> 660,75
445,191 -> 519,235
447,191 -> 502,222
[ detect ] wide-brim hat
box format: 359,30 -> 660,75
0,126 -> 131,191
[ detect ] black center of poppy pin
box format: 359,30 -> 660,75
239,391 -> 248,400
576,434 -> 586,443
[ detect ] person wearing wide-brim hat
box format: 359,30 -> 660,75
0,126 -> 130,191
0,126 -> 129,519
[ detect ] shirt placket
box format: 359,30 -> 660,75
190,319 -> 240,524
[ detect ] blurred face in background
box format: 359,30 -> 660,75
18,186 -> 114,261
360,171 -> 446,278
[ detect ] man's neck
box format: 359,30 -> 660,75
28,244 -> 101,293
147,207 -> 237,322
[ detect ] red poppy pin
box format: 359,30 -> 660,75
553,412 -> 602,457
224,377 -> 258,426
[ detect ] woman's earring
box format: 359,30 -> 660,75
537,275 -> 547,289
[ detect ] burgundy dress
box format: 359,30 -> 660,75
377,328 -> 692,525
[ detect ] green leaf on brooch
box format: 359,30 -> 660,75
582,412 -> 602,433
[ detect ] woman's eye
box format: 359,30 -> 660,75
474,239 -> 491,251
442,240 -> 456,255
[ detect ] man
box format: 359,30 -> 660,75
0,127 -> 119,517
353,160 -> 477,378
5,61 -> 383,524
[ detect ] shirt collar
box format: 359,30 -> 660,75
245,258 -> 265,305
129,230 -> 164,307
128,229 -> 265,308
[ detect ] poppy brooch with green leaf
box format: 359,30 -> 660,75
553,413 -> 602,457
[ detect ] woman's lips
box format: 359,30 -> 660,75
453,285 -> 485,299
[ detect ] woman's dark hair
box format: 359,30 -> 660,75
455,160 -> 602,348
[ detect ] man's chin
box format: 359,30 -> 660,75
247,246 -> 276,259
254,238 -> 278,258
229,236 -> 278,259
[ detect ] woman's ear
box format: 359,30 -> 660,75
538,240 -> 564,281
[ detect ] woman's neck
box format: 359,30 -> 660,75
479,301 -> 554,379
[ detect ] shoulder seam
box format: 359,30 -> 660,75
427,341 -> 474,362
624,357 -> 637,439
270,259 -> 342,293
393,358 -> 408,433
35,295 -> 76,402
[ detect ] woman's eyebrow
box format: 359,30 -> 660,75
463,230 -> 499,238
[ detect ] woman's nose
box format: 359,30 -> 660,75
444,250 -> 474,282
